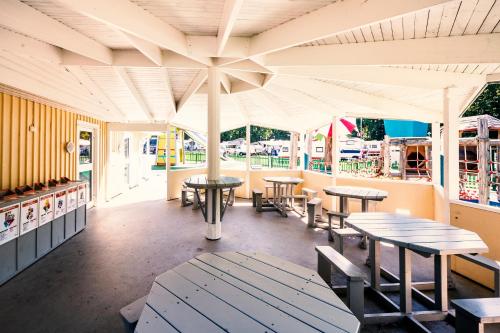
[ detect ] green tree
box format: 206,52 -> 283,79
463,83 -> 500,118
355,118 -> 385,141
220,125 -> 290,142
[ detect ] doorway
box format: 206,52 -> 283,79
77,122 -> 99,207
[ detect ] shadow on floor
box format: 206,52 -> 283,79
0,179 -> 494,333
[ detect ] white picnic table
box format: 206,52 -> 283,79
345,212 -> 488,326
262,176 -> 304,217
135,252 -> 360,333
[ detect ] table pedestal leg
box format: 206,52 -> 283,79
370,239 -> 381,289
206,188 -> 221,240
399,247 -> 412,314
360,199 -> 369,249
434,255 -> 448,312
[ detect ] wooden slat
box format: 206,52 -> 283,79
155,270 -> 270,332
478,0 -> 500,33
215,252 -> 342,307
238,252 -> 328,287
438,1 -> 462,36
11,96 -> 20,188
19,98 -> 27,186
194,254 -> 358,330
146,282 -> 224,333
409,240 -> 488,255
464,0 -> 496,34
450,0 -> 479,36
173,262 -> 322,333
135,304 -> 178,333
189,259 -> 349,333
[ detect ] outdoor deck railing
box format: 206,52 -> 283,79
226,154 -> 299,169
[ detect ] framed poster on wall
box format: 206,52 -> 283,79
39,193 -> 54,226
20,197 -> 39,235
77,183 -> 86,207
0,203 -> 20,246
54,190 -> 67,219
67,186 -> 78,212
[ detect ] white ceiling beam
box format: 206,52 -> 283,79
114,67 -> 154,121
162,68 -> 177,116
187,36 -> 249,58
265,34 -> 500,66
0,60 -> 112,121
223,69 -> 265,88
0,27 -> 62,64
274,66 -> 486,89
221,59 -> 273,73
177,69 -> 208,112
0,0 -> 113,64
0,53 -> 108,109
272,76 -> 440,122
121,32 -> 162,66
55,0 -> 211,66
230,80 -> 259,94
217,0 -> 244,56
67,66 -> 126,119
60,49 -> 206,69
487,73 -> 500,83
248,0 -> 450,57
220,73 -> 232,94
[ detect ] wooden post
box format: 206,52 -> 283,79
306,131 -> 312,170
331,117 -> 339,176
477,116 -> 490,205
383,135 -> 390,177
443,88 -> 460,224
290,132 -> 298,169
400,140 -> 407,180
166,124 -> 172,200
431,122 -> 441,186
245,124 -> 251,198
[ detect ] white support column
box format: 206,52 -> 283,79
306,130 -> 312,171
165,124 -> 172,200
206,66 -> 222,240
290,132 -> 298,169
245,123 -> 251,198
442,88 -> 460,224
331,117 -> 340,177
431,121 -> 441,187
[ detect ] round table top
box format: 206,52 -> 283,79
323,185 -> 388,200
263,176 -> 304,184
184,174 -> 244,189
135,252 -> 360,333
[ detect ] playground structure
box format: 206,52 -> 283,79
309,116 -> 500,206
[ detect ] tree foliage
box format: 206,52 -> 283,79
355,118 -> 385,141
463,83 -> 500,118
220,125 -> 290,142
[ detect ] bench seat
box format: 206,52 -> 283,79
120,295 -> 147,333
307,197 -> 322,228
315,246 -> 365,323
452,298 -> 500,333
456,253 -> 500,297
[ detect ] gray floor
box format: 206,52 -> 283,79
0,176 -> 494,333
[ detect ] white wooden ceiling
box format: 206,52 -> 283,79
0,0 -> 499,133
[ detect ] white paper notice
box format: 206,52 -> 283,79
54,190 -> 67,219
39,193 -> 54,226
66,186 -> 78,212
0,203 -> 20,245
77,183 -> 86,207
20,197 -> 39,235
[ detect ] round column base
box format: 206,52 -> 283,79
206,222 -> 221,240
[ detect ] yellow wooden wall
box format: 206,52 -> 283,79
0,92 -> 108,193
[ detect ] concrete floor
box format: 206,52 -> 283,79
0,172 -> 494,333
